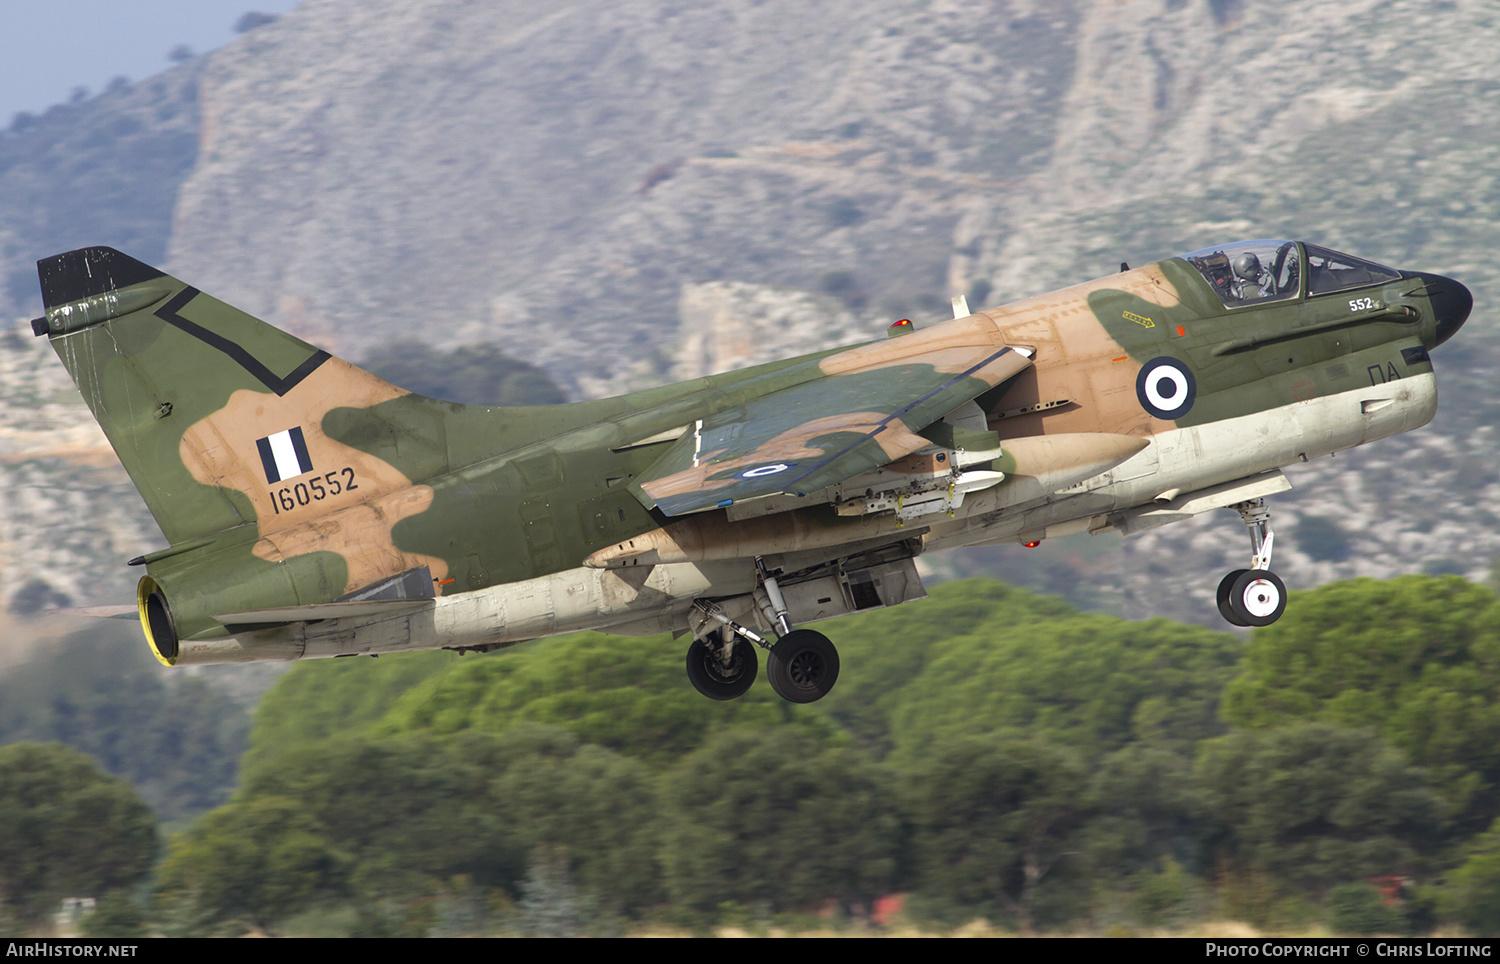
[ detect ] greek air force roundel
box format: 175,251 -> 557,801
1135,357 -> 1197,420
737,462 -> 797,479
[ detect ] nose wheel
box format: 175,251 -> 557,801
1217,498 -> 1287,627
1218,568 -> 1286,627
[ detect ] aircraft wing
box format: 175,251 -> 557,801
632,342 -> 1032,517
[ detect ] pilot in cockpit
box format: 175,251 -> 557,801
1230,252 -> 1271,303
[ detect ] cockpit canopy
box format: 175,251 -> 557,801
1181,240 -> 1400,308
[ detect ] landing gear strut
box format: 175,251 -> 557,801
683,561 -> 845,703
685,628 -> 758,701
686,601 -> 766,701
1217,497 -> 1287,627
754,557 -> 840,703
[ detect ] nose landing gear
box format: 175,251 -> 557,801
1217,497 -> 1287,628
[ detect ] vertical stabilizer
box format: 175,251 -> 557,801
34,247 -> 425,547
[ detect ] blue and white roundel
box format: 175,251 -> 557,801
1135,357 -> 1196,420
738,462 -> 796,479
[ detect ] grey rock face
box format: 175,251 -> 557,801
0,326 -> 157,614
167,0 -> 1084,393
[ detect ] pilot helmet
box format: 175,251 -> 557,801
1232,252 -> 1262,281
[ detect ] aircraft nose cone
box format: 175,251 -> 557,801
1415,272 -> 1473,347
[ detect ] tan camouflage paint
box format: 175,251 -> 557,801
179,358 -> 449,593
973,265 -> 1186,440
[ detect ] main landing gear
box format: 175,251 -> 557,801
685,628 -> 758,701
684,561 -> 843,703
766,628 -> 840,704
1216,497 -> 1287,627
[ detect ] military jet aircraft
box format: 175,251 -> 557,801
32,240 -> 1470,702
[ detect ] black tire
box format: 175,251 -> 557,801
685,637 -> 757,700
1230,569 -> 1287,627
766,629 -> 840,704
1217,569 -> 1249,627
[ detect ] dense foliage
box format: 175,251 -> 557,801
1222,575 -> 1500,833
0,743 -> 157,928
0,624 -> 249,822
16,576 -> 1500,935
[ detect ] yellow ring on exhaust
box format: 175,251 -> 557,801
137,576 -> 178,667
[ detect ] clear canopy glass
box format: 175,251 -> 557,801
1303,243 -> 1401,295
1180,239 -> 1302,308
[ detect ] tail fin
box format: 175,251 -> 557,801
34,247 -> 443,547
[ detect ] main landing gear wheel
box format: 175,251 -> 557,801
767,629 -> 840,704
686,636 -> 758,701
1228,569 -> 1286,627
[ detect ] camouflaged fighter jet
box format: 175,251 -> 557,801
32,240 -> 1470,703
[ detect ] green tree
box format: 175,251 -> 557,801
154,795 -> 347,936
232,728 -> 665,920
487,727 -> 664,912
0,743 -> 157,930
1080,744 -> 1205,880
77,891 -> 148,939
240,648 -> 459,778
1441,818 -> 1500,934
0,624 -> 248,821
1222,575 -> 1500,831
662,727 -> 897,913
900,735 -> 1090,932
1195,724 -> 1444,895
240,734 -> 515,892
1326,882 -> 1401,935
811,579 -> 1079,752
882,611 -> 1242,763
375,632 -> 835,764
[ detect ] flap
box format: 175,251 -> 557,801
633,344 -> 1032,516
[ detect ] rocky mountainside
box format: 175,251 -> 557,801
2,0 -> 1497,628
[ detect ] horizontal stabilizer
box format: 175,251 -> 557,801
215,598 -> 433,629
47,605 -> 138,620
217,565 -> 435,629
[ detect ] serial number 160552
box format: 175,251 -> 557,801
269,467 -> 359,514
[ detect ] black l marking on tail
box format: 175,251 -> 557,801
154,287 -> 329,396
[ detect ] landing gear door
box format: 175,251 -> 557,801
778,557 -> 928,626
844,558 -> 927,611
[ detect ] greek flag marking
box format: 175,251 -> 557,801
256,427 -> 313,484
